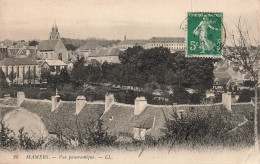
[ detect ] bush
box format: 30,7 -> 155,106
238,89 -> 254,102
87,119 -> 117,146
163,106 -> 253,147
0,123 -> 17,150
18,128 -> 44,150
0,124 -> 44,150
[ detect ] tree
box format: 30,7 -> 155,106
40,68 -> 51,83
0,68 -> 7,87
238,89 -> 254,102
87,118 -> 117,146
170,86 -> 190,104
224,17 -> 260,149
7,71 -> 16,85
59,68 -> 70,84
29,40 -> 39,47
71,57 -> 87,87
65,44 -> 78,51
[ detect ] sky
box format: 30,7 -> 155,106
0,0 -> 259,41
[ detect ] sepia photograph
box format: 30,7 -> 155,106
0,0 -> 260,163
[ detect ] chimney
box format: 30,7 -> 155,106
17,91 -> 25,106
134,97 -> 147,115
75,95 -> 86,115
51,89 -> 60,112
222,92 -> 232,111
105,93 -> 114,113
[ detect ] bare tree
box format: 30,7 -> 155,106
224,17 -> 260,150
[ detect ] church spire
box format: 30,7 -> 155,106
49,20 -> 60,40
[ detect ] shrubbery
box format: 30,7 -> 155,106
0,123 -> 44,150
163,106 -> 254,147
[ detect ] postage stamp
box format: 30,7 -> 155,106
186,12 -> 223,58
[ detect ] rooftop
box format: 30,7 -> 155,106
149,37 -> 185,43
43,59 -> 67,66
88,47 -> 121,57
0,58 -> 38,66
78,42 -> 103,50
37,40 -> 59,51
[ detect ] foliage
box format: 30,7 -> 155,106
119,46 -> 215,90
0,124 -> 44,150
59,68 -> 71,84
243,80 -> 256,87
0,68 -> 8,88
29,40 -> 39,46
163,107 -> 254,146
238,89 -> 254,102
169,86 -> 190,104
87,119 -> 117,146
0,122 -> 17,149
71,57 -> 87,87
18,127 -> 44,150
65,43 -> 78,51
6,71 -> 16,85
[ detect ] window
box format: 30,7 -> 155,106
50,66 -> 55,72
56,66 -> 61,73
58,53 -> 62,61
17,66 -> 19,77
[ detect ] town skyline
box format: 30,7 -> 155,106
0,0 -> 259,41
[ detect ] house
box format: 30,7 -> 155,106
117,38 -> 148,51
76,42 -> 103,59
213,71 -> 232,91
37,23 -> 69,62
0,58 -> 40,85
0,90 -> 251,143
88,47 -> 121,64
37,40 -> 69,62
41,59 -> 68,75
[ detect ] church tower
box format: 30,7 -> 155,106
49,21 -> 60,40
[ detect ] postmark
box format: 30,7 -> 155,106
186,12 -> 223,58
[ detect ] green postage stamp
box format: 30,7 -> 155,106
186,12 -> 223,58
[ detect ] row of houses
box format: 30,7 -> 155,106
0,91 -> 252,143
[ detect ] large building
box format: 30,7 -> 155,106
88,47 -> 121,64
76,42 -> 103,59
37,23 -> 69,63
117,36 -> 186,53
0,58 -> 40,85
146,37 -> 186,52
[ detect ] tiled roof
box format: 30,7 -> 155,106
0,106 -> 18,119
0,58 -> 38,66
149,37 -> 185,43
131,105 -> 174,138
131,104 -> 224,139
20,99 -> 54,132
119,40 -> 148,45
214,71 -> 231,79
20,99 -> 105,138
78,42 -> 102,50
1,98 -> 18,106
38,40 -> 59,51
43,60 -> 67,66
101,103 -> 134,135
88,47 -> 121,57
